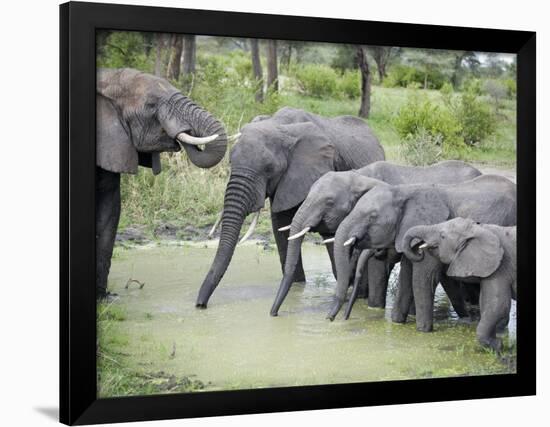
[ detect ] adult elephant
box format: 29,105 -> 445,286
96,68 -> 227,298
270,160 -> 482,316
402,218 -> 516,351
329,174 -> 516,331
196,107 -> 385,308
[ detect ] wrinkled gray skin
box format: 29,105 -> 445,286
270,160 -> 482,316
96,68 -> 227,298
196,107 -> 384,308
330,174 -> 516,332
402,218 -> 516,351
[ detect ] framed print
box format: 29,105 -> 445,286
60,1 -> 536,425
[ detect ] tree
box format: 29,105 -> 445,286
266,39 -> 278,92
153,33 -> 164,77
250,39 -> 264,102
167,34 -> 183,81
357,46 -> 372,118
182,35 -> 196,76
368,46 -> 400,83
450,51 -> 478,88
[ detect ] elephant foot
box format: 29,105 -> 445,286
478,336 -> 503,353
292,272 -> 306,283
415,321 -> 433,332
97,289 -> 118,302
391,310 -> 408,324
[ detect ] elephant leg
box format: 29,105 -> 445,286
96,168 -> 121,299
392,257 -> 413,323
367,256 -> 388,308
321,233 -> 337,279
271,209 -> 305,283
440,276 -> 469,318
411,254 -> 442,332
476,278 -> 511,352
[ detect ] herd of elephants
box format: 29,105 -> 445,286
96,68 -> 517,352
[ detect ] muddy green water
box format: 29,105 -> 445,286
101,241 -> 515,395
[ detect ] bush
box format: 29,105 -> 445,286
503,78 -> 517,98
295,64 -> 339,98
338,70 -> 361,99
455,90 -> 497,145
384,64 -> 446,89
394,93 -> 462,149
442,85 -> 497,146
401,129 -> 443,166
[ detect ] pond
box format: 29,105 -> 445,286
99,240 -> 516,396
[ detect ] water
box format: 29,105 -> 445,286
101,241 -> 516,394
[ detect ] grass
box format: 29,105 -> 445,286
97,301 -> 205,397
118,85 -> 516,239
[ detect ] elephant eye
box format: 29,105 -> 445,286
440,232 -> 446,239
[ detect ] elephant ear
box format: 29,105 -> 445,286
447,225 -> 504,279
97,94 -> 139,174
394,189 -> 450,253
271,123 -> 335,213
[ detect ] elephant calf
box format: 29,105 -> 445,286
402,218 -> 516,351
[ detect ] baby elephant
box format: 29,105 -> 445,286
402,218 -> 516,351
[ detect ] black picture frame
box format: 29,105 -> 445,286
60,1 -> 536,425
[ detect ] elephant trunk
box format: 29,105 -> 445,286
174,96 -> 228,168
327,220 -> 355,321
196,170 -> 261,307
270,204 -> 311,316
402,225 -> 432,262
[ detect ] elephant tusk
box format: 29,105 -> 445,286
208,211 -> 223,238
239,211 -> 260,245
343,237 -> 356,247
419,242 -> 430,249
278,225 -> 291,232
176,132 -> 219,146
322,237 -> 335,244
288,227 -> 311,241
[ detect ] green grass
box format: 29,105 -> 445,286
97,301 -> 205,397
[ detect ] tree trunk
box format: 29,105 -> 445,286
357,46 -> 372,119
266,39 -> 278,93
182,35 -> 196,76
154,33 -> 163,77
167,34 -> 183,81
250,39 -> 264,103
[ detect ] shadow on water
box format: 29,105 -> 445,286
101,241 -> 516,396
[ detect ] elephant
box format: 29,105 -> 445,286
269,160 -> 482,316
196,107 -> 385,308
402,218 -> 516,351
329,174 -> 516,332
96,68 -> 227,298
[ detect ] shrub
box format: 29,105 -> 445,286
502,78 -> 517,98
295,64 -> 339,98
338,70 -> 361,99
442,85 -> 497,146
384,64 -> 446,89
455,90 -> 497,145
401,129 -> 443,166
394,93 -> 462,149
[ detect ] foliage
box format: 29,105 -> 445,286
331,45 -> 358,71
338,70 -> 361,99
393,92 -> 462,149
294,64 -> 340,98
97,31 -> 154,71
443,86 -> 497,146
401,129 -> 443,166
383,64 -> 447,90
